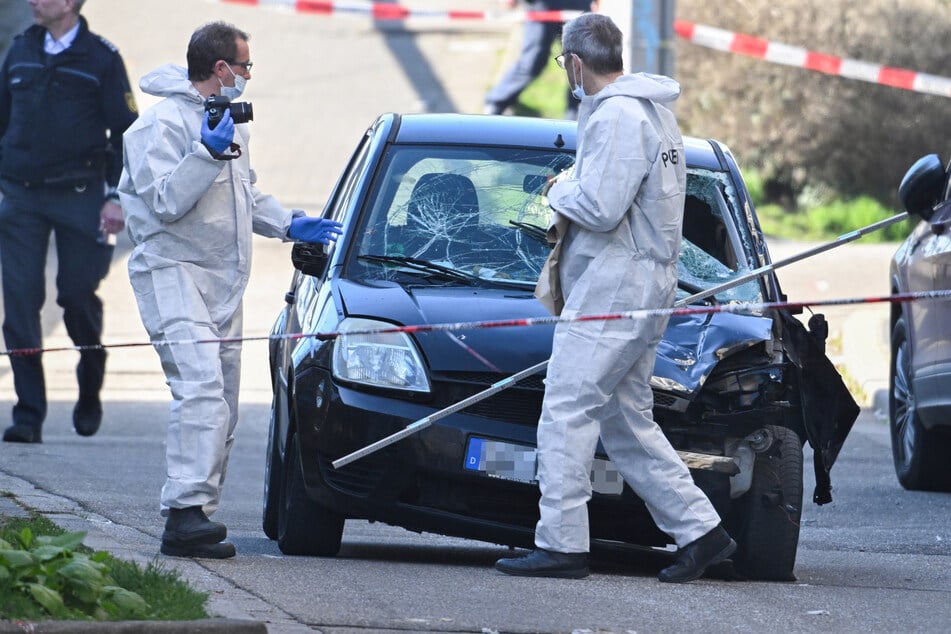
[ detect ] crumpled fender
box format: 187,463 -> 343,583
653,311 -> 774,395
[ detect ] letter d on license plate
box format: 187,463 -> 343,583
464,437 -> 538,484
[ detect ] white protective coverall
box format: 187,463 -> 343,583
537,73 -> 721,553
118,65 -> 299,514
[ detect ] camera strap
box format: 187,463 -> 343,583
203,141 -> 243,161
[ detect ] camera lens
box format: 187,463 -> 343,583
230,102 -> 253,124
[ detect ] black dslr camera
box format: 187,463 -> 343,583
204,95 -> 253,129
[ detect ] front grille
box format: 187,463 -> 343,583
430,370 -> 545,425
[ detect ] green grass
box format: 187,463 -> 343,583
0,504 -> 208,622
754,199 -> 911,243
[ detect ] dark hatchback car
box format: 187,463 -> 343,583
888,154 -> 951,491
264,113 -> 858,581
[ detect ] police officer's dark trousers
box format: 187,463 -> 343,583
0,179 -> 112,435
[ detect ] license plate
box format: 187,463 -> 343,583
464,437 -> 624,495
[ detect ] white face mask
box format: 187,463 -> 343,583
219,64 -> 246,100
570,56 -> 586,100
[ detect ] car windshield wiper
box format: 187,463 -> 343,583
358,254 -> 483,286
509,220 -> 549,245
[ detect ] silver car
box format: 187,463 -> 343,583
889,154 -> 951,491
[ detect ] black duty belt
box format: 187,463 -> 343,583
8,169 -> 101,192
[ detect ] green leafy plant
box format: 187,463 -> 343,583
0,528 -> 148,620
0,509 -> 209,622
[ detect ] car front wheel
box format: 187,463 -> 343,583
889,317 -> 951,491
730,424 -> 803,581
277,429 -> 345,556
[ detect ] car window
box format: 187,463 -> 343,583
351,145 -> 574,287
678,167 -> 763,304
346,145 -> 763,304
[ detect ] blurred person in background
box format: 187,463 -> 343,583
0,0 -> 137,443
483,0 -> 591,120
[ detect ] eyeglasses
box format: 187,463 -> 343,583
554,53 -> 572,70
227,60 -> 253,71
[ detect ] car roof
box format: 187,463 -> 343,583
388,113 -> 725,171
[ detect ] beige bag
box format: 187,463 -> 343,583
534,213 -> 569,316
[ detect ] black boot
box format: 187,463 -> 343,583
72,397 -> 102,437
74,350 -> 105,436
495,548 -> 589,579
161,506 -> 233,558
2,423 -> 42,443
658,525 -> 736,583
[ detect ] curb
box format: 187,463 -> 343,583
0,619 -> 266,633
0,473 -> 306,632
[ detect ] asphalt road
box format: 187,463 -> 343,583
2,1 -> 949,632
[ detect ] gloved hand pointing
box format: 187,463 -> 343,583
201,108 -> 235,155
288,217 -> 344,245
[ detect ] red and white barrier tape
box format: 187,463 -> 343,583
5,289 -> 951,357
220,0 -> 581,23
674,20 -> 951,99
215,0 -> 951,98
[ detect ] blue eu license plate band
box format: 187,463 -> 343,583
464,437 -> 624,495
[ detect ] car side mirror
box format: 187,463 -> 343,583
291,241 -> 329,278
898,154 -> 945,221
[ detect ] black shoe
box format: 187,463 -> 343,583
73,397 -> 102,437
658,525 -> 737,583
160,540 -> 236,559
495,548 -> 589,579
162,506 -> 227,546
2,423 -> 42,443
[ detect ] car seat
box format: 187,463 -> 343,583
404,172 -> 483,262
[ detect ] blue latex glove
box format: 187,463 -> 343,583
288,217 -> 344,245
201,108 -> 235,155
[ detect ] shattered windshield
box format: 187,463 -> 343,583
678,168 -> 763,305
348,146 -> 762,304
351,145 -> 573,287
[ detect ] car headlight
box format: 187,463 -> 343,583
332,318 -> 431,393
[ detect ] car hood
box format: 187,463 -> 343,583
336,279 -> 773,394
336,279 -> 554,373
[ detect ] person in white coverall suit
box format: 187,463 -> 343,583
495,13 -> 736,583
118,22 -> 342,559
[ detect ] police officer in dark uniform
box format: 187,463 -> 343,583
483,0 -> 591,120
0,0 -> 137,443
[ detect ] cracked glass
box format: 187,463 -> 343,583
353,145 -> 573,288
350,145 -> 762,304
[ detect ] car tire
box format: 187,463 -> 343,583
889,317 -> 951,491
731,424 -> 803,581
277,429 -> 345,556
262,374 -> 284,540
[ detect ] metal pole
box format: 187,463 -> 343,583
660,0 -> 676,78
332,212 -> 909,469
